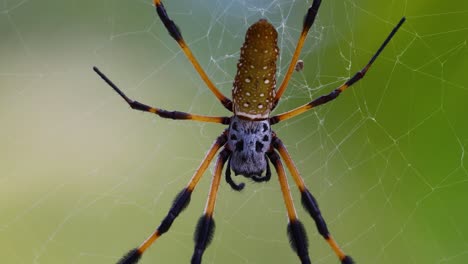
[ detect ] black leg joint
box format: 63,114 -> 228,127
267,149 -> 280,165
129,100 -> 151,112
271,136 -> 282,150
221,99 -> 233,112
158,188 -> 192,234
301,189 -> 330,238
269,115 -> 280,125
345,70 -> 365,87
215,132 -> 228,147
156,109 -> 189,120
172,188 -> 192,213
156,3 -> 182,41
309,89 -> 341,108
192,214 -> 216,264
342,255 -> 355,264
303,0 -> 322,30
287,219 -> 311,264
116,248 -> 141,264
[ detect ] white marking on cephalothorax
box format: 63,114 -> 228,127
236,111 -> 269,120
245,78 -> 251,83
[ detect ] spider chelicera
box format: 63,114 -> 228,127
93,0 -> 405,263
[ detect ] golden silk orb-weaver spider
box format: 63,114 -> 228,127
93,0 -> 405,263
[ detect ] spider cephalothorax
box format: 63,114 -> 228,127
94,0 -> 405,263
227,116 -> 271,182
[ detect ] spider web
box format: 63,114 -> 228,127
1,0 -> 468,263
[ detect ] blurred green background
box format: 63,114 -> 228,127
1,0 -> 468,263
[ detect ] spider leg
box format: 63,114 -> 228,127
116,132 -> 228,264
270,17 -> 406,124
225,156 -> 245,191
273,0 -> 322,107
152,0 -> 233,111
93,67 -> 230,125
268,151 -> 311,264
251,157 -> 272,182
272,136 -> 354,264
191,148 -> 229,264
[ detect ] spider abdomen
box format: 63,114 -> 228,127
232,19 -> 279,120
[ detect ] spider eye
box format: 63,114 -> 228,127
255,141 -> 264,152
235,140 -> 244,151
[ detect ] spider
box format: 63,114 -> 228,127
93,0 -> 405,263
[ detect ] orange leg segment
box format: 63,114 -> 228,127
273,137 -> 354,264
191,149 -> 230,264
273,0 -> 322,107
268,151 -> 311,264
270,17 -> 406,124
153,0 -> 232,111
116,132 -> 228,264
94,67 -> 230,125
